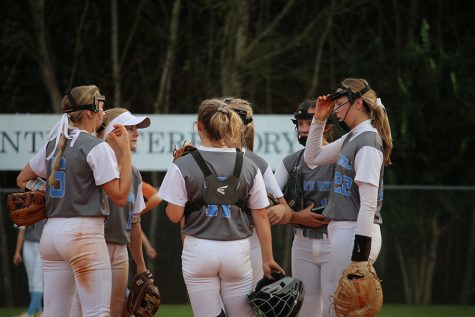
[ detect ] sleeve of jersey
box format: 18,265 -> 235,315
157,163 -> 188,207
86,142 -> 120,186
29,143 -> 48,178
304,118 -> 343,168
273,161 -> 289,191
354,146 -> 384,187
133,181 -> 146,214
247,170 -> 269,210
262,166 -> 283,198
355,182 -> 379,237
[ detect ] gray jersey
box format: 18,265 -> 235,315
175,150 -> 259,241
324,131 -> 384,224
283,149 -> 333,234
104,166 -> 142,244
45,132 -> 109,218
244,148 -> 268,175
24,219 -> 46,242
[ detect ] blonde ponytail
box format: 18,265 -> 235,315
198,99 -> 244,148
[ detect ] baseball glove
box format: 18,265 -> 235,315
127,270 -> 161,317
7,191 -> 46,227
173,141 -> 197,162
283,165 -> 304,212
333,261 -> 383,317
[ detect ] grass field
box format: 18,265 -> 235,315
1,304 -> 474,316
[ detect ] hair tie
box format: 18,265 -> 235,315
217,105 -> 229,114
376,98 -> 386,111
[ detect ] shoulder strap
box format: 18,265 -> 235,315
233,151 -> 243,178
191,150 -> 212,177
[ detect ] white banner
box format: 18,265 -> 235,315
0,114 -> 303,171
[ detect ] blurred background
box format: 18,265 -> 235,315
0,0 -> 474,310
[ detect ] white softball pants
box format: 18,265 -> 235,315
291,229 -> 331,317
23,240 -> 43,293
182,235 -> 254,317
40,217 -> 111,317
325,221 -> 381,317
249,229 -> 263,288
70,243 -> 128,317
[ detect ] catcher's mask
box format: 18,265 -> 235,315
64,92 -> 106,114
291,100 -> 314,146
248,272 -> 305,317
330,82 -> 370,132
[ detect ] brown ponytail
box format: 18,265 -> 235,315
225,98 -> 255,151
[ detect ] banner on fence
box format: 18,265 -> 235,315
0,114 -> 301,171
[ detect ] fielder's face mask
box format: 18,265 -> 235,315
292,110 -> 313,146
64,92 -> 106,114
330,83 -> 370,132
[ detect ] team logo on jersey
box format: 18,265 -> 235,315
217,185 -> 228,195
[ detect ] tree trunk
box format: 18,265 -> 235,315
29,0 -> 62,113
154,0 -> 182,114
306,0 -> 334,97
111,0 -> 121,106
421,216 -> 440,303
394,238 -> 412,303
460,202 -> 475,304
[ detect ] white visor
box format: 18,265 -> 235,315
103,111 -> 151,140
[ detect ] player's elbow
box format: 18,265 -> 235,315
165,204 -> 185,223
110,196 -> 128,207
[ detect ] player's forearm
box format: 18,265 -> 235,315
14,230 -> 25,254
304,119 -> 326,167
252,209 -> 274,262
129,223 -> 147,273
116,152 -> 132,198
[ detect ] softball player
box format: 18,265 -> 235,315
273,100 -> 333,317
304,78 -> 392,317
13,220 -> 46,317
16,85 -> 132,317
159,99 -> 283,317
225,97 -> 291,287
70,108 -> 151,317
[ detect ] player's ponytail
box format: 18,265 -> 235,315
371,102 -> 392,165
48,85 -> 101,186
226,98 -> 255,151
198,99 -> 244,148
342,78 -> 393,165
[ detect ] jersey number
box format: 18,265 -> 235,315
334,171 -> 352,197
206,205 -> 231,218
49,157 -> 66,198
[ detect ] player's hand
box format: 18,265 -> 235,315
292,203 -> 330,228
267,204 -> 291,225
107,124 -> 130,154
13,253 -> 22,266
314,94 -> 333,121
146,247 -> 158,259
262,260 -> 285,280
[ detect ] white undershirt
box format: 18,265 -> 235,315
242,148 -> 283,198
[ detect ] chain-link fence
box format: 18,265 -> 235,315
1,186 -> 474,307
